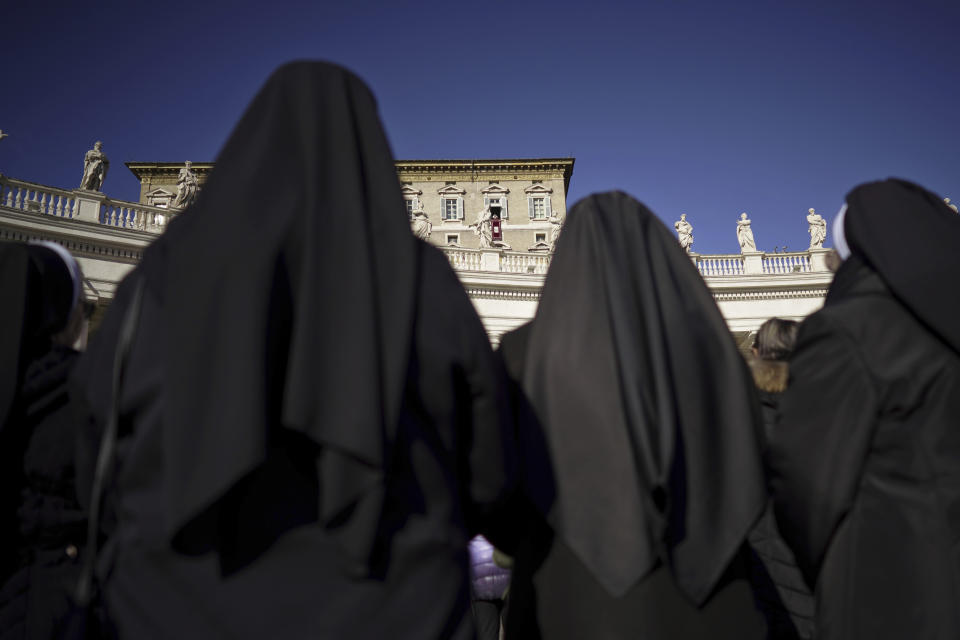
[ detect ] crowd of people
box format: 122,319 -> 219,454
1,61 -> 959,640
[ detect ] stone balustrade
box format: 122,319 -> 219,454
0,175 -> 176,233
441,246 -> 830,276
1,177 -> 79,219
695,254 -> 745,276
762,252 -> 811,274
99,197 -> 173,232
442,247 -> 552,275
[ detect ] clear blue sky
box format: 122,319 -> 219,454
3,0 -> 957,253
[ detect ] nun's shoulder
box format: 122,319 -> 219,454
416,241 -> 471,301
413,240 -> 490,344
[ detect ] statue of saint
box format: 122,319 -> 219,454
470,205 -> 512,249
471,205 -> 494,249
548,212 -> 564,251
806,208 -> 827,248
674,213 -> 694,252
173,161 -> 200,209
79,141 -> 109,191
409,202 -> 432,241
736,212 -> 757,252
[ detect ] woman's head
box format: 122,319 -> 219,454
752,318 -> 800,362
26,241 -> 87,348
837,179 -> 960,353
1,241 -> 86,428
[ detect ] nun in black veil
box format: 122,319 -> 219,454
0,241 -> 90,639
498,192 -> 768,639
768,179 -> 960,639
71,62 -> 515,639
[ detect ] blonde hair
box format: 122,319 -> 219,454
753,318 -> 800,362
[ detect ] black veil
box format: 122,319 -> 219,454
520,192 -> 765,605
0,242 -> 76,432
843,178 -> 960,354
74,62 -> 418,572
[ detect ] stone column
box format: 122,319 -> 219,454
743,251 -> 764,275
808,247 -> 831,272
73,189 -> 105,224
480,249 -> 502,272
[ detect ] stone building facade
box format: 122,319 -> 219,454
1,158 -> 835,347
395,159 -> 573,251
126,162 -> 214,209
126,158 -> 575,253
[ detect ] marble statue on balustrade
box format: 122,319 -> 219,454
549,211 -> 564,251
79,141 -> 109,191
410,202 -> 432,241
806,208 -> 827,248
674,213 -> 694,252
172,161 -> 200,209
471,205 -> 511,250
945,198 -> 959,213
736,212 -> 757,252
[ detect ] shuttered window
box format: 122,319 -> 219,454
528,196 -> 551,220
484,196 -> 508,218
442,197 -> 462,220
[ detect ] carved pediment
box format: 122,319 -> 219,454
400,185 -> 422,197
145,188 -> 175,208
481,184 -> 510,196
437,184 -> 467,196
523,184 -> 553,195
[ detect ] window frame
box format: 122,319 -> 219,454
437,185 -> 467,221
524,183 -> 554,221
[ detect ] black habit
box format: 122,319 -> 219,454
0,243 -> 86,639
71,62 -> 515,639
768,179 -> 960,639
499,192 -> 768,639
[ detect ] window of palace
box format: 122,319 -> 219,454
145,188 -> 174,208
482,183 -> 510,219
400,185 -> 422,217
524,183 -> 553,220
446,233 -> 460,245
437,184 -> 466,221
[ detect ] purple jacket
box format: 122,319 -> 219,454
468,535 -> 511,601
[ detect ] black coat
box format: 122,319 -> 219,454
746,359 -> 815,640
498,193 -> 768,639
71,62 -> 516,639
74,243 -> 513,640
0,346 -> 85,640
768,256 -> 960,639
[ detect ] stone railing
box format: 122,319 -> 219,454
0,175 -> 177,234
99,197 -> 173,232
501,251 -> 551,274
444,247 -> 484,271
696,254 -> 745,276
762,252 -> 811,274
442,245 -> 831,277
696,250 -> 827,276
442,247 -> 551,274
1,176 -> 79,219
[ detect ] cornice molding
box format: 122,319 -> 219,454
0,226 -> 144,262
125,162 -> 216,181
711,288 -> 829,301
127,158 -> 577,194
0,208 -> 149,262
462,286 -> 543,302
